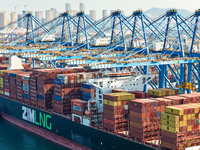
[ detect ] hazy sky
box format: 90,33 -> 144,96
1,0 -> 200,17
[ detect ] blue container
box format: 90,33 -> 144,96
54,79 -> 64,84
23,83 -> 29,92
23,94 -> 29,99
82,95 -> 90,101
82,92 -> 93,98
82,83 -> 93,89
157,112 -> 161,117
37,95 -> 44,100
54,95 -> 62,101
73,105 -> 82,112
23,76 -> 30,81
10,73 -> 16,78
124,114 -> 129,119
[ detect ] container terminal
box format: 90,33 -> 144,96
1,9 -> 200,150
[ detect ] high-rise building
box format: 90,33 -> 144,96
0,11 -> 7,28
79,3 -> 85,12
45,10 -> 53,22
45,8 -> 59,22
22,10 -> 27,29
10,12 -> 17,29
90,10 -> 96,20
17,14 -> 23,28
35,11 -> 43,21
50,8 -> 59,18
65,3 -> 71,13
35,11 -> 43,28
102,10 -> 108,19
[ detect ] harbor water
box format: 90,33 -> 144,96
0,117 -> 69,150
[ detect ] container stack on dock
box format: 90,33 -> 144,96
103,92 -> 135,132
129,99 -> 161,141
161,104 -> 200,150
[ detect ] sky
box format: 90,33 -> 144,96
1,0 -> 200,18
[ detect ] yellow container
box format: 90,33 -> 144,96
187,114 -> 191,120
106,93 -> 135,101
161,125 -> 179,133
187,143 -> 191,147
148,89 -> 164,96
187,126 -> 192,132
183,115 -> 187,121
179,121 -> 187,127
0,90 -> 3,95
160,88 -> 173,96
165,106 -> 184,115
161,119 -> 179,128
161,113 -> 179,122
191,114 -> 195,120
103,99 -> 121,106
0,70 -> 10,75
168,89 -> 175,95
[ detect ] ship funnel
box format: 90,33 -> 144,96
7,55 -> 24,70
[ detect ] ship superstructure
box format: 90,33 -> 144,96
88,69 -> 155,112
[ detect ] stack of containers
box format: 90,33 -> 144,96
3,71 -> 11,97
129,99 -> 161,141
30,73 -> 38,106
71,99 -> 88,124
22,74 -> 31,103
82,83 -> 95,101
16,73 -> 31,102
4,70 -> 23,98
0,70 -> 9,95
161,104 -> 200,150
9,72 -> 18,99
103,92 -> 135,132
53,73 -> 83,114
37,69 -> 65,109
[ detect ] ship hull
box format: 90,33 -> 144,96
0,96 -> 155,150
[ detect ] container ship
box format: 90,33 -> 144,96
0,57 -> 200,150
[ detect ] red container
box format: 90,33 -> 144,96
112,89 -> 126,93
53,103 -> 71,115
38,99 -> 52,109
82,88 -> 94,93
132,91 -> 146,98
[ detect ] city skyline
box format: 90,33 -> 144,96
1,0 -> 200,17
0,0 -> 200,28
